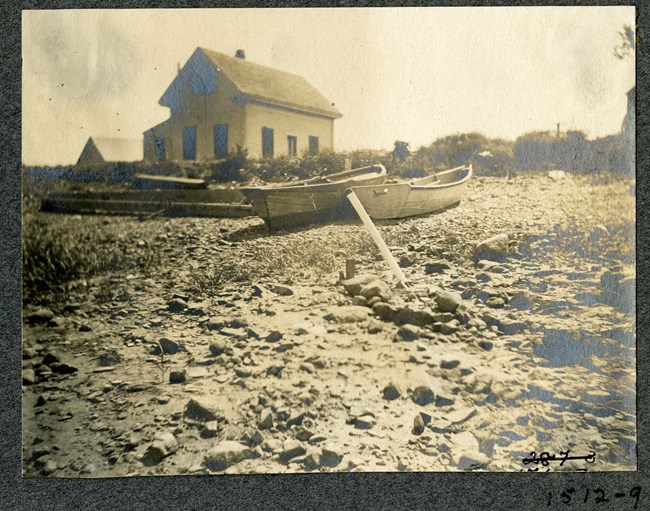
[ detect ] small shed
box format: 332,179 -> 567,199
77,137 -> 143,166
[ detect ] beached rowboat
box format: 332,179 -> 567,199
241,164 -> 387,230
349,164 -> 472,220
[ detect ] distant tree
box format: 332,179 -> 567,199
392,140 -> 411,161
614,24 -> 636,60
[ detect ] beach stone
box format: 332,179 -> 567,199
412,414 -> 425,435
439,320 -> 460,335
436,291 -> 463,313
152,338 -> 181,355
258,408 -> 274,430
383,381 -> 404,400
451,431 -> 489,470
42,352 -> 60,366
431,312 -> 454,323
184,398 -> 220,422
320,446 -> 343,467
342,274 -> 375,296
169,369 -> 187,384
23,369 -> 36,385
50,361 -> 78,375
486,297 -> 506,308
204,441 -> 252,471
359,279 -> 392,301
509,291 -> 534,311
498,319 -> 527,335
478,341 -> 493,351
141,431 -> 178,466
303,449 -> 322,470
351,296 -> 368,307
279,440 -> 306,463
411,385 -> 435,406
395,324 -> 421,342
354,415 -> 376,430
209,340 -> 226,356
265,331 -> 283,343
372,302 -> 398,321
473,234 -> 510,262
26,308 -> 55,324
200,421 -> 220,439
394,307 -> 433,327
441,360 -> 460,370
324,306 -> 369,323
425,260 -> 451,274
367,320 -> 384,334
269,284 -> 294,296
167,298 -> 187,312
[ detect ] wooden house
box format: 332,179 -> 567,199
143,48 -> 342,162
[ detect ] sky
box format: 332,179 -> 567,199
22,7 -> 635,166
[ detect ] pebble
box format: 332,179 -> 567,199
258,408 -> 274,430
169,369 -> 188,384
320,446 -> 343,467
200,421 -> 220,439
152,338 -> 181,355
359,279 -> 392,301
204,441 -> 252,471
412,414 -> 425,435
372,302 -> 398,321
279,439 -> 306,463
436,291 -> 463,313
167,298 -> 187,312
395,324 -> 421,342
23,369 -> 36,385
441,360 -> 460,370
394,307 -> 433,327
209,340 -> 226,356
26,308 -> 55,324
265,331 -> 283,343
473,233 -> 510,263
425,260 -> 451,274
269,284 -> 294,296
354,415 -> 376,430
411,385 -> 435,406
383,381 -> 404,400
141,431 -> 179,466
184,398 -> 220,422
342,274 -> 375,296
324,306 -> 370,323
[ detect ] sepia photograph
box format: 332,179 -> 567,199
21,6 -> 636,478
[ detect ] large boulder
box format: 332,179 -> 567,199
358,280 -> 392,302
342,274 -> 375,296
324,306 -> 370,323
436,291 -> 463,313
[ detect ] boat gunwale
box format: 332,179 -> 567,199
350,164 -> 472,193
241,164 -> 387,193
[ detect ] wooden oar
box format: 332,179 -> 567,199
346,189 -> 409,288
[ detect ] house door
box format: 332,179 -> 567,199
155,138 -> 166,161
214,124 -> 228,158
262,127 -> 274,158
183,126 -> 197,160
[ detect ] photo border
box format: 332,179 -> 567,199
2,1 -> 647,509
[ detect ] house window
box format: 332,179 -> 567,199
183,126 -> 197,160
287,135 -> 297,157
262,127 -> 274,158
309,136 -> 319,155
155,138 -> 166,161
214,124 -> 228,159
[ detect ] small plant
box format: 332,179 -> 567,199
151,341 -> 169,384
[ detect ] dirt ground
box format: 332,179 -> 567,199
22,172 -> 636,476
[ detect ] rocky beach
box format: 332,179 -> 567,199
21,172 -> 636,476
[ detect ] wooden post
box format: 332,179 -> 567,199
345,258 -> 356,280
346,190 -> 409,288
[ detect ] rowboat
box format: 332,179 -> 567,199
241,164 -> 387,229
349,164 -> 472,220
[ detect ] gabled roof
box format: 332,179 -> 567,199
199,48 -> 342,119
88,137 -> 143,162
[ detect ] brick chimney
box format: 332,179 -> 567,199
235,49 -> 246,59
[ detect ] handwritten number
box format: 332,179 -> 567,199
594,488 -> 609,503
630,486 -> 641,510
547,491 -> 552,507
583,488 -> 589,503
560,488 -> 575,504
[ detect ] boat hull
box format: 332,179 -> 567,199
242,165 -> 387,229
350,165 -> 472,220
